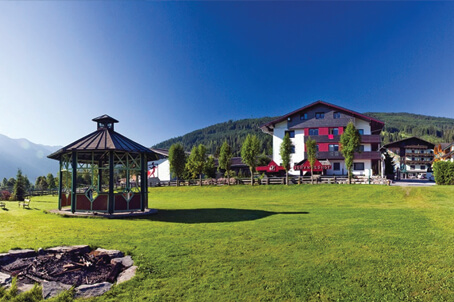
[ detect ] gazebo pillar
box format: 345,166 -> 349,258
108,151 -> 114,214
71,151 -> 77,214
141,153 -> 147,212
58,161 -> 63,211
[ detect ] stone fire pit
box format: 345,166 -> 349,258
0,245 -> 137,299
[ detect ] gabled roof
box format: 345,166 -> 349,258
48,116 -> 159,161
381,136 -> 436,150
260,100 -> 384,133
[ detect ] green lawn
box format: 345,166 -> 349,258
2,185 -> 454,301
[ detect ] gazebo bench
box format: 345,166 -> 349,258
0,201 -> 5,209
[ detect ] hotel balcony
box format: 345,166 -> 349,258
308,134 -> 381,144
304,151 -> 381,160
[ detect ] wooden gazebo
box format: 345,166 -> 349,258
48,115 -> 158,214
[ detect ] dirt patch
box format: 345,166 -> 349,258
0,246 -> 136,299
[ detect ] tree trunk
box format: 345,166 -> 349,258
176,176 -> 179,187
250,168 -> 254,186
286,171 -> 289,185
200,174 -> 203,186
348,170 -> 352,184
227,172 -> 230,186
311,166 -> 314,184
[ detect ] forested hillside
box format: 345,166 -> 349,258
153,117 -> 276,156
365,112 -> 454,144
153,112 -> 454,155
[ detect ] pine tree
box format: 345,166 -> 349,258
279,133 -> 292,185
340,122 -> 361,184
13,169 -> 26,201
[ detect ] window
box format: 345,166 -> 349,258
300,113 -> 308,120
357,145 -> 365,152
412,157 -> 415,161
315,112 -> 325,119
357,129 -> 364,135
290,145 -> 295,154
421,165 -> 426,170
315,144 -> 319,152
353,163 -> 365,171
410,165 -> 416,170
107,123 -> 113,129
329,144 -> 339,152
309,128 -> 319,136
329,128 -> 339,135
287,117 -> 292,122
333,163 -> 340,171
285,130 -> 295,138
333,112 -> 341,119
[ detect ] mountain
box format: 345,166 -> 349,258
153,113 -> 454,155
0,134 -> 60,181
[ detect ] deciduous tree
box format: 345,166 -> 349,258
186,144 -> 207,186
168,143 -> 186,186
218,141 -> 233,185
241,134 -> 260,186
340,122 -> 361,184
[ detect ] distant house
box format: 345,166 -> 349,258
148,148 -> 171,182
381,137 -> 435,179
434,143 -> 454,162
260,101 -> 385,176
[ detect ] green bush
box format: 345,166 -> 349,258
433,161 -> 454,185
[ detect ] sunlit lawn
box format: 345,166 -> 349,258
2,185 -> 454,301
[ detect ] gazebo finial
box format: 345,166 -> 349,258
92,115 -> 119,131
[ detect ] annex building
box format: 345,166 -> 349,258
260,101 -> 385,177
382,137 -> 435,179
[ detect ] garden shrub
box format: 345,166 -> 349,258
433,161 -> 454,185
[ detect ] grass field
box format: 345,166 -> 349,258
2,185 -> 454,301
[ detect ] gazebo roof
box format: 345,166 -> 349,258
48,115 -> 159,161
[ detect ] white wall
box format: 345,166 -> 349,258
149,158 -> 171,181
354,119 -> 371,135
272,121 -> 287,164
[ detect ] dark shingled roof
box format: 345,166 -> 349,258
48,115 -> 159,161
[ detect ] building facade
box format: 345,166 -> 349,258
260,101 -> 384,177
382,137 -> 435,179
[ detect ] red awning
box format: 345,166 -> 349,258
294,159 -> 331,171
256,160 -> 285,173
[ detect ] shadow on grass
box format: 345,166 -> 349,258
142,208 -> 309,224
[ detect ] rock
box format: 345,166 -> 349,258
38,248 -> 45,255
7,249 -> 36,258
111,255 -> 134,268
45,245 -> 90,254
75,282 -> 112,298
0,272 -> 12,286
42,281 -> 72,300
17,282 -> 35,293
116,265 -> 137,284
94,248 -> 124,258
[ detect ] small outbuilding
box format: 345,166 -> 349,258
48,115 -> 159,214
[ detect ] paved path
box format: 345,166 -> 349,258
390,180 -> 436,187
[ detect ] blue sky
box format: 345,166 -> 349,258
0,2 -> 453,147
